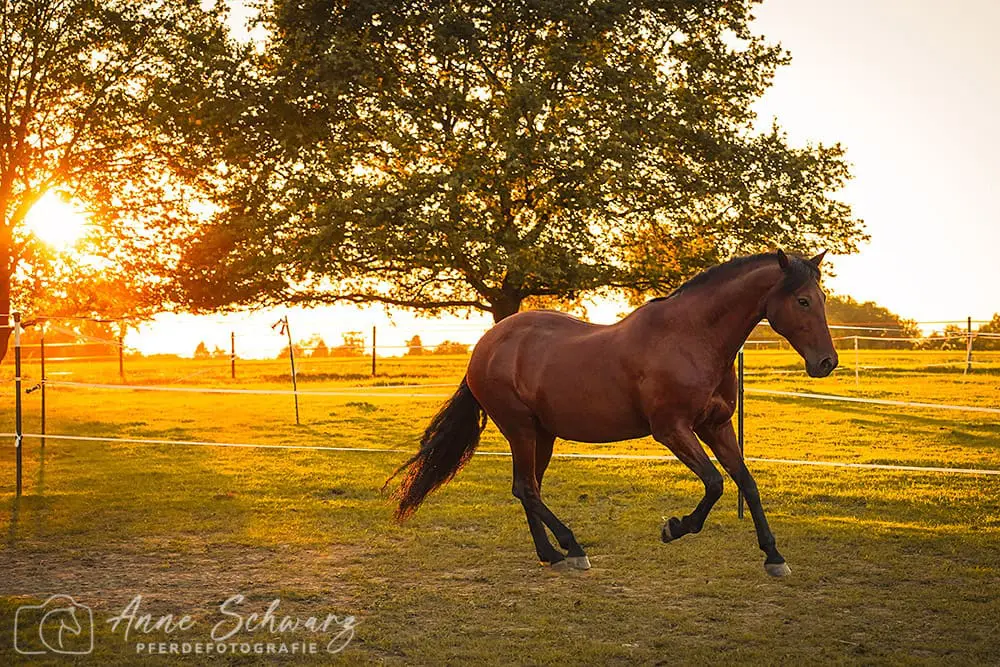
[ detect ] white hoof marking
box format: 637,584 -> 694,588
765,562 -> 791,577
565,555 -> 591,570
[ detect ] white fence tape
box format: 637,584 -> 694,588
745,388 -> 1000,415
6,432 -> 999,476
41,380 -> 1000,416
43,380 -> 452,399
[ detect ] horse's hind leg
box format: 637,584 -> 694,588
490,405 -> 563,567
653,423 -> 724,543
532,426 -> 589,569
500,414 -> 588,570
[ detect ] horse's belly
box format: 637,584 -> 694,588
531,391 -> 650,444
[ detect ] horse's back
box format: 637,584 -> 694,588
469,309 -> 608,375
467,310 -> 649,442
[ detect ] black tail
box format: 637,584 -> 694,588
386,377 -> 487,520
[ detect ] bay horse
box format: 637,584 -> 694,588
388,250 -> 837,576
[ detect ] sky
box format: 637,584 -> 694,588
124,0 -> 1000,356
751,0 -> 1000,325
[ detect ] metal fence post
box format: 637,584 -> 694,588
371,325 -> 377,377
737,347 -> 745,520
230,331 -> 236,380
285,318 -> 300,425
40,322 -> 46,449
966,316 -> 972,374
273,316 -> 300,424
13,312 -> 23,497
854,335 -> 860,386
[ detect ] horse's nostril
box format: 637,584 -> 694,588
820,357 -> 834,372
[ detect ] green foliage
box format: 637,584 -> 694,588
329,331 -> 366,357
974,313 -> 1000,351
823,294 -> 921,349
275,342 -> 305,359
406,335 -> 425,356
433,339 -> 470,355
311,337 -> 330,358
0,0 -> 243,359
177,0 -> 866,322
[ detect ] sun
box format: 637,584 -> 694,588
24,190 -> 90,250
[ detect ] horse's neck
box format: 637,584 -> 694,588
671,262 -> 782,364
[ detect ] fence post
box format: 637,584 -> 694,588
737,347 -> 744,520
40,322 -> 46,450
118,321 -> 125,382
230,331 -> 236,380
371,325 -> 377,377
284,317 -> 300,425
854,335 -> 860,386
965,316 -> 972,375
13,312 -> 23,497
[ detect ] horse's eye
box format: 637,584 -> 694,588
797,297 -> 810,308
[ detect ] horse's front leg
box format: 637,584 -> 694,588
651,421 -> 724,543
697,420 -> 789,577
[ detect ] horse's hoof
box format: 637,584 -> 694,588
547,558 -> 571,571
765,561 -> 791,577
565,555 -> 591,570
660,517 -> 682,543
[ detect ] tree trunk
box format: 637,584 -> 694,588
491,293 -> 522,323
0,270 -> 10,364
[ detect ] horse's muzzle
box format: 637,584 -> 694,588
806,353 -> 838,378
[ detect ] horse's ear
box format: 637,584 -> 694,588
776,249 -> 790,270
809,250 -> 828,267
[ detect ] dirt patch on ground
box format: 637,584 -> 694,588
1,538 -> 362,616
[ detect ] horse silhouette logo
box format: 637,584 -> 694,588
14,594 -> 94,655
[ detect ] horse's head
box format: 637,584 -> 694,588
765,250 -> 838,378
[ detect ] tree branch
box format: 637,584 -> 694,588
289,291 -> 491,312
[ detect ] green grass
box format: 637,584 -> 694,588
0,350 -> 998,664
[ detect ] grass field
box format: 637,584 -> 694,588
0,348 -> 998,664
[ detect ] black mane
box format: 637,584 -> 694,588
649,252 -> 820,302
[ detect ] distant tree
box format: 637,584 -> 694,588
211,345 -> 227,359
938,325 -> 966,352
406,335 -> 425,356
330,331 -> 366,357
0,0 -> 242,362
276,342 -> 306,359
974,314 -> 1000,351
194,342 -> 210,359
296,333 -> 330,357
176,0 -> 865,323
434,340 -> 471,356
823,295 -> 921,349
312,337 -> 330,358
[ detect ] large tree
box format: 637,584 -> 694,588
179,0 -> 866,322
0,0 -> 241,360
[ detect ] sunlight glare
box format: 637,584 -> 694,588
24,191 -> 90,250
